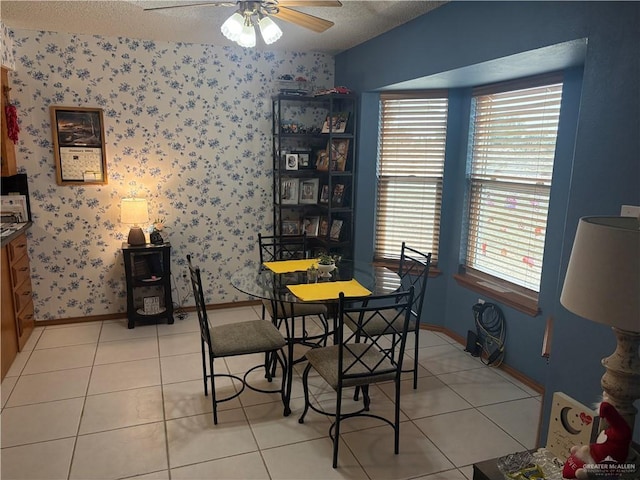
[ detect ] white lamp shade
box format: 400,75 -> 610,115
121,198 -> 149,225
560,216 -> 640,332
258,16 -> 282,45
221,12 -> 244,41
237,22 -> 257,48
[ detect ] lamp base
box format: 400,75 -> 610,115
127,226 -> 146,246
601,327 -> 640,431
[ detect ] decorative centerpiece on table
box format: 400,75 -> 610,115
148,218 -> 166,245
317,253 -> 337,278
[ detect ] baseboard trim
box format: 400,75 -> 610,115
34,300 -> 261,326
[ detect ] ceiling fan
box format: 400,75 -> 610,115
143,1 -> 343,47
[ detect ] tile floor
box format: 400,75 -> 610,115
1,305 -> 541,480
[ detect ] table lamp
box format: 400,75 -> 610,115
121,198 -> 149,246
560,216 -> 640,435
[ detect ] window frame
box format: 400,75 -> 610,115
374,91 -> 449,268
456,73 -> 564,316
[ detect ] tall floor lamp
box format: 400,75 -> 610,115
560,216 -> 640,437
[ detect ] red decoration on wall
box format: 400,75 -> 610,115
5,103 -> 19,143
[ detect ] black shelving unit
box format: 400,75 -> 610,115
122,242 -> 174,329
272,93 -> 357,259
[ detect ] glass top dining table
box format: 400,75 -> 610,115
230,260 -> 402,304
230,259 -> 402,417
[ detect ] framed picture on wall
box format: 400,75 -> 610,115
50,106 -> 107,185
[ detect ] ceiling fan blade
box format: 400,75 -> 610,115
273,7 -> 335,32
143,2 -> 235,12
278,1 -> 342,6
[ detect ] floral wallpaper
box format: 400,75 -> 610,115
3,26 -> 334,320
1,21 -> 16,69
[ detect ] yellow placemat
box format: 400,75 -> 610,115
287,279 -> 372,301
263,259 -> 318,274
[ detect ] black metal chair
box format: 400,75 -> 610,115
298,288 -> 414,468
344,242 -> 431,389
258,233 -> 329,348
187,254 -> 287,424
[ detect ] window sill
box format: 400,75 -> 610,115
453,272 -> 540,317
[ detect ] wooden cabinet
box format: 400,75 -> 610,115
1,233 -> 35,380
1,67 -> 18,177
122,243 -> 174,329
272,93 -> 357,259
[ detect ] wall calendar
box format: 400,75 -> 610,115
50,106 -> 107,185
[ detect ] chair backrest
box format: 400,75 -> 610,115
258,233 -> 308,263
337,288 -> 414,385
187,254 -> 212,348
398,242 -> 431,321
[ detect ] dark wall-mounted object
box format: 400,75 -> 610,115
1,173 -> 31,221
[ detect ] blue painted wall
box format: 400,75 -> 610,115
335,1 -> 640,444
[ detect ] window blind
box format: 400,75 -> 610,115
465,78 -> 563,292
375,93 -> 448,263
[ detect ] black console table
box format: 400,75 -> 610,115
122,242 -> 174,329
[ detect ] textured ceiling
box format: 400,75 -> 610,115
1,1 -> 446,55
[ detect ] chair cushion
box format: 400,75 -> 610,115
343,309 -> 416,336
263,300 -> 327,319
305,344 -> 397,389
210,319 -> 286,357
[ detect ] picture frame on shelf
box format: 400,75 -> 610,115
321,111 -> 349,133
329,138 -> 349,172
332,183 -> 345,206
299,178 -> 319,204
319,184 -> 330,204
329,219 -> 344,241
281,178 -> 299,205
315,149 -> 329,172
285,153 -> 299,170
318,216 -> 329,237
303,216 -> 320,237
295,151 -> 312,169
143,296 -> 161,315
281,220 -> 301,235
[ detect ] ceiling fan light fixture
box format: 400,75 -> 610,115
220,11 -> 244,41
258,15 -> 283,45
237,20 -> 257,48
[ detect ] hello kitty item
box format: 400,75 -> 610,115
562,401 -> 632,479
